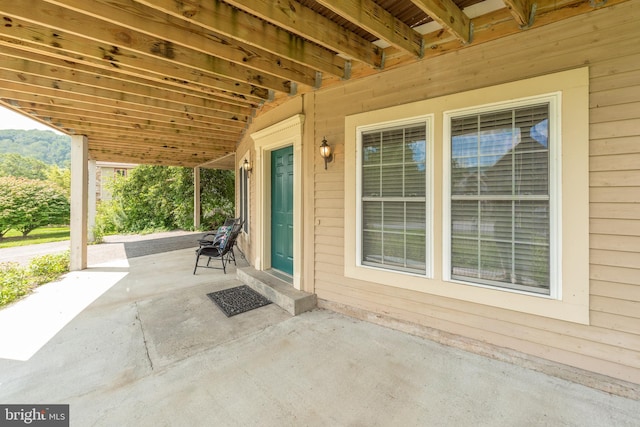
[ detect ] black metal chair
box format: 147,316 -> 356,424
193,221 -> 243,274
197,217 -> 237,248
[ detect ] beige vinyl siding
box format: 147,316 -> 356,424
310,1 -> 640,384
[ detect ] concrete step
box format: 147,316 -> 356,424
236,267 -> 316,316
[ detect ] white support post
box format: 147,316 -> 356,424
193,167 -> 201,229
88,159 -> 97,243
70,135 -> 88,271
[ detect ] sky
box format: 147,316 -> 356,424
0,105 -> 63,134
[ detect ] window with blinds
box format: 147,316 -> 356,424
449,102 -> 552,294
361,123 -> 428,274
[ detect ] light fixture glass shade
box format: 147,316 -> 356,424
320,138 -> 331,158
243,158 -> 252,172
320,137 -> 332,169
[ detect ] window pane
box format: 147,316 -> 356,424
484,153 -> 513,195
451,238 -> 478,276
406,233 -> 426,271
515,151 -> 548,195
363,201 -> 382,231
361,122 -> 428,274
405,163 -> 425,197
451,200 -> 478,238
450,102 -> 551,294
406,202 -> 426,235
363,166 -> 380,197
381,164 -> 403,196
514,243 -> 549,289
479,239 -> 511,283
481,201 -> 512,241
407,201 -> 426,271
405,126 -> 426,197
362,132 -> 381,166
381,129 -> 404,164
363,231 -> 382,264
383,232 -> 404,268
383,202 -> 404,233
515,201 -> 549,244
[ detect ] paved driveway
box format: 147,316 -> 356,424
0,230 -> 202,266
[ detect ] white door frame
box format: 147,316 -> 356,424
250,114 -> 305,290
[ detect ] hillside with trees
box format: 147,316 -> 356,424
0,129 -> 70,166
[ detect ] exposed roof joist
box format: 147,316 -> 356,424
502,0 -> 536,28
409,0 -> 471,43
0,0 -> 627,168
315,0 -> 425,57
223,0 -> 384,69
134,0 -> 351,80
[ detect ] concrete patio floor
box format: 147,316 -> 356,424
1,234 -> 639,426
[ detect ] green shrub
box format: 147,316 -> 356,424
0,262 -> 29,306
97,165 -> 235,234
28,251 -> 70,285
0,251 -> 70,308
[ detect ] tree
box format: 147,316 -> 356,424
200,168 -> 235,228
0,129 -> 71,166
0,176 -> 70,238
100,165 -> 234,233
0,153 -> 49,179
46,165 -> 71,197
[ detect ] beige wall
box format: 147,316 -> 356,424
242,2 -> 640,385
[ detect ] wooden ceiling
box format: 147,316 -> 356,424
0,0 -> 621,169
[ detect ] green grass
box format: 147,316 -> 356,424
0,226 -> 70,249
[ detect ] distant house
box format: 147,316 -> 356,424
95,162 -> 136,202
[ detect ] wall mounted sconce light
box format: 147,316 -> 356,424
243,158 -> 253,174
320,137 -> 333,170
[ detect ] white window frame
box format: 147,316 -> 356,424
443,93 -> 562,299
345,68 -> 589,324
356,117 -> 433,277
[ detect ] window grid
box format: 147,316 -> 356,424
361,125 -> 427,274
450,103 -> 551,295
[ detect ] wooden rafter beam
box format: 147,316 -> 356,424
0,71 -> 249,125
1,91 -> 247,134
502,0 -> 535,28
0,52 -> 253,117
314,0 -> 424,58
0,0 -> 293,95
87,138 -> 234,154
80,132 -> 236,149
135,0 -> 350,79
0,43 -> 256,111
0,27 -> 269,103
18,103 -> 244,135
0,88 -> 248,138
30,117 -> 241,141
87,148 -> 230,168
408,0 -> 471,44
44,0 -> 322,89
224,0 -> 383,69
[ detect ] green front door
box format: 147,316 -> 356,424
271,146 -> 294,275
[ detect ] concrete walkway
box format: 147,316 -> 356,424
1,234 -> 639,426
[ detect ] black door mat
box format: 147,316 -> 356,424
207,285 -> 272,317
